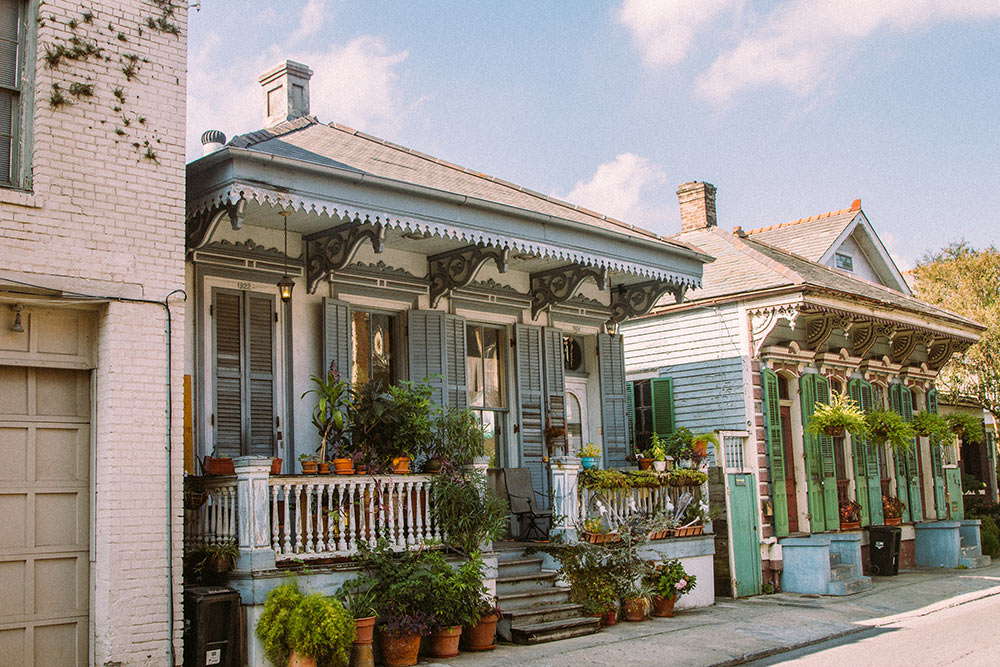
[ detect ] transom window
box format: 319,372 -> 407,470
351,311 -> 396,386
467,324 -> 507,466
835,253 -> 854,271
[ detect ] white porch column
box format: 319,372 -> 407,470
234,456 -> 276,571
550,456 -> 581,543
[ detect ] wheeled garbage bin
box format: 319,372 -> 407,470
184,585 -> 241,667
867,525 -> 902,576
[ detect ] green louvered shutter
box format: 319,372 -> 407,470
799,374 -> 826,532
888,384 -> 911,522
408,310 -> 447,408
543,328 -> 567,452
323,298 -> 352,382
814,375 -> 840,529
515,324 -> 547,503
859,381 -> 884,524
650,377 -> 675,436
599,333 -> 630,469
927,388 -> 947,519
764,369 -> 789,537
848,379 -> 870,526
445,315 -> 468,410
900,386 -> 922,521
626,381 -> 636,454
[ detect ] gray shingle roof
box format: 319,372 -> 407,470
744,206 -> 859,261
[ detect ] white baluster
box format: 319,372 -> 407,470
386,480 -> 396,547
271,484 -> 280,553
306,484 -> 316,552
366,480 -> 376,547
344,481 -> 355,554
292,484 -> 303,554
282,484 -> 292,555
419,481 -> 431,544
403,481 -> 413,546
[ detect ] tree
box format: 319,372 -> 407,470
911,241 -> 1000,423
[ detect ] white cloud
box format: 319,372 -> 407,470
695,0 -> 1000,103
291,0 -> 329,44
617,0 -> 741,66
560,153 -> 668,225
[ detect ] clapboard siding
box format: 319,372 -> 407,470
621,304 -> 743,372
659,357 -> 747,432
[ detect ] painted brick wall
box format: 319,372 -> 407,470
0,2 -> 187,665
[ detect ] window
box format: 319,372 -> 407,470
467,324 -> 507,466
212,289 -> 276,457
351,311 -> 396,386
563,335 -> 583,372
0,0 -> 30,187
835,253 -> 854,271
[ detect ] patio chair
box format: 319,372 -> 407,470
502,467 -> 552,541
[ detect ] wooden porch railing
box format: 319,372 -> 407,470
184,476 -> 239,550
579,484 -> 706,532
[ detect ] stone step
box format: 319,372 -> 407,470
960,555 -> 992,569
510,616 -> 601,645
829,552 -> 842,567
498,556 -> 545,577
494,545 -> 532,561
498,587 -> 571,610
496,572 -> 559,595
961,545 -> 982,558
496,603 -> 587,642
828,576 -> 873,596
830,563 -> 858,582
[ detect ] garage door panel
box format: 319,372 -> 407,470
35,428 -> 87,482
0,427 -> 27,480
34,494 -> 86,548
34,557 -> 85,615
0,495 -> 26,547
0,628 -> 26,666
34,369 -> 89,419
0,367 -> 28,414
0,561 -> 26,617
34,621 -> 83,666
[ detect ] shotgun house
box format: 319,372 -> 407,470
183,61 -> 712,660
622,182 -> 988,598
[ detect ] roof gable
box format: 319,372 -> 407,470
819,212 -> 911,295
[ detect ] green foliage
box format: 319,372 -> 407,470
883,494 -> 905,519
650,433 -> 668,461
353,380 -> 436,466
947,413 -> 985,445
806,391 -> 869,438
665,427 -> 695,460
578,468 -> 706,491
961,471 -> 986,492
430,406 -> 486,466
866,409 -> 915,452
580,442 -> 602,458
691,432 -> 720,447
431,470 -> 508,555
912,411 -> 952,443
68,81 -> 94,98
302,363 -> 355,461
978,517 -> 1000,558
287,593 -> 354,667
579,468 -> 631,490
48,83 -> 71,109
913,242 -> 1000,423
425,551 -> 491,629
336,579 -> 378,620
645,559 -> 697,600
666,469 -> 708,487
351,540 -> 438,636
535,540 -> 619,614
256,582 -> 304,667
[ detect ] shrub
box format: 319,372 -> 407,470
256,583 -> 304,667
431,470 -> 508,555
645,559 -> 697,600
287,593 -> 355,667
979,517 -> 1000,558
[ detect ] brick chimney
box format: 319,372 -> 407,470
677,181 -> 717,232
258,60 -> 313,127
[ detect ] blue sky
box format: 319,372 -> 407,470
187,1 -> 1000,269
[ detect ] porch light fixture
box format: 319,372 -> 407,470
10,304 -> 24,333
605,319 -> 619,336
277,210 -> 295,303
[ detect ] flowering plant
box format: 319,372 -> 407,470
645,559 -> 697,600
882,495 -> 904,519
839,500 -> 863,523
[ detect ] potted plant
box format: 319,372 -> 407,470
581,516 -> 620,544
580,442 -> 602,470
882,495 -> 904,525
337,580 -> 378,648
431,469 -> 508,555
866,409 -> 915,452
665,428 -> 695,466
947,413 -> 984,444
690,432 -> 719,460
839,500 -> 863,530
303,361 -> 356,473
667,469 -> 709,488
645,558 -> 697,617
535,540 -> 617,626
425,551 -> 490,658
201,452 -> 235,476
429,406 -> 488,470
912,410 -> 951,442
675,500 -> 716,537
384,381 -> 435,473
255,583 -> 355,667
646,510 -> 677,541
298,453 -> 319,475
621,584 -> 654,622
650,434 -> 668,472
806,391 -> 868,438
635,444 -> 654,470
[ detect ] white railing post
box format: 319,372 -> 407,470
550,456 -> 581,543
234,456 -> 276,571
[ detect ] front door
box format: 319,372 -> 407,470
729,471 -> 762,597
565,380 -> 588,457
779,407 -> 799,533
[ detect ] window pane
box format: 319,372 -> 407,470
0,0 -> 17,89
370,312 -> 393,386
478,409 -> 503,468
352,311 -> 371,386
483,326 -> 504,408
0,91 -> 10,182
467,325 -> 484,407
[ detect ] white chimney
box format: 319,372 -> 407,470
258,60 -> 313,127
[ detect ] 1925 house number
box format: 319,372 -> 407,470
237,281 -> 253,290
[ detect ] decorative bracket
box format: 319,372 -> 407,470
847,320 -> 892,359
888,329 -> 918,365
530,264 -> 608,320
608,281 -> 684,323
186,200 -> 248,249
749,304 -> 800,357
927,337 -> 956,370
428,244 -> 510,308
305,219 -> 386,293
804,313 -> 851,351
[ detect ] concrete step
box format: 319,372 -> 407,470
496,603 -> 587,642
961,545 -> 982,558
830,563 -> 858,582
494,544 -> 532,561
829,552 -> 842,567
498,556 -> 545,577
828,576 -> 873,596
498,587 -> 571,610
510,616 -> 601,645
960,555 -> 992,569
496,572 -> 559,595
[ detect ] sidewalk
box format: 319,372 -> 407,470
438,562 -> 1000,666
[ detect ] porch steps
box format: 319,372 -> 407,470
960,545 -> 991,569
494,545 -> 600,645
827,552 -> 871,596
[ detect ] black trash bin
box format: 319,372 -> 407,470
184,585 -> 241,667
867,525 -> 902,576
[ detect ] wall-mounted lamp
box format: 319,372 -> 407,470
277,210 -> 295,303
10,304 -> 24,332
605,319 -> 619,336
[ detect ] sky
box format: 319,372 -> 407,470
186,0 -> 1000,270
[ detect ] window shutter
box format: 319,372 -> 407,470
322,298 -> 351,382
213,290 -> 243,458
927,388 -> 947,518
0,0 -> 19,183
650,377 -> 675,436
246,293 -> 276,457
445,315 -> 468,410
799,374 -> 826,531
625,380 -> 635,454
848,379 -> 870,526
814,375 -> 840,529
900,385 -> 922,521
859,380 -> 884,524
598,333 -> 629,469
764,369 -> 789,537
407,310 -> 447,408
888,384 -> 911,521
542,327 -> 566,451
515,324 -> 547,504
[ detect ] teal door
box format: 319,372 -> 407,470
728,472 -> 762,597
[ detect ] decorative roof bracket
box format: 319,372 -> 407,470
186,199 -> 247,250
530,264 -> 608,320
888,329 -> 919,365
305,219 -> 386,293
609,280 -> 684,323
847,320 -> 893,359
927,337 -> 956,370
804,313 -> 851,351
428,244 -> 510,308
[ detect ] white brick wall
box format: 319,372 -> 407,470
1,1 -> 187,665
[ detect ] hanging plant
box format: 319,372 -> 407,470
806,391 -> 868,438
947,413 -> 984,444
865,409 -> 914,452
912,411 -> 951,442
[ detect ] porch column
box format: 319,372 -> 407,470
550,456 -> 581,542
234,456 -> 276,571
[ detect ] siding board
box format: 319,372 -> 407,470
655,357 -> 747,433
621,305 -> 743,372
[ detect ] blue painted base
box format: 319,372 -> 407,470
914,521 -> 962,568
780,532 -> 871,596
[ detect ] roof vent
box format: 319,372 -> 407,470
200,129 -> 226,155
258,60 -> 313,127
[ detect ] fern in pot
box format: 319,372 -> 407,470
866,409 -> 915,452
806,391 -> 868,439
912,411 -> 951,442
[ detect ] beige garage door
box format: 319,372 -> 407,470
0,365 -> 90,666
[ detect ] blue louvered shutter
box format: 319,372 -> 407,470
408,310 -> 447,408
515,324 -> 547,504
246,293 -> 277,457
322,298 -> 351,382
598,333 -> 630,469
213,289 -> 243,458
542,328 -> 566,453
445,315 -> 468,410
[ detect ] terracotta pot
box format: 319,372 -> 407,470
206,553 -> 234,574
462,612 -> 499,651
638,458 -> 653,470
582,531 -> 620,544
317,462 -> 332,474
693,440 -> 709,458
674,525 -> 704,537
840,520 -> 861,531
623,598 -> 646,622
301,461 -> 318,474
203,456 -> 234,475
429,625 -> 462,659
884,516 -> 902,525
652,595 -> 676,617
378,630 -> 421,667
356,463 -> 369,474
333,458 -> 355,475
287,650 -> 317,667
354,616 -> 376,646
602,609 -> 617,626
391,456 -> 411,474
270,457 -> 282,475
